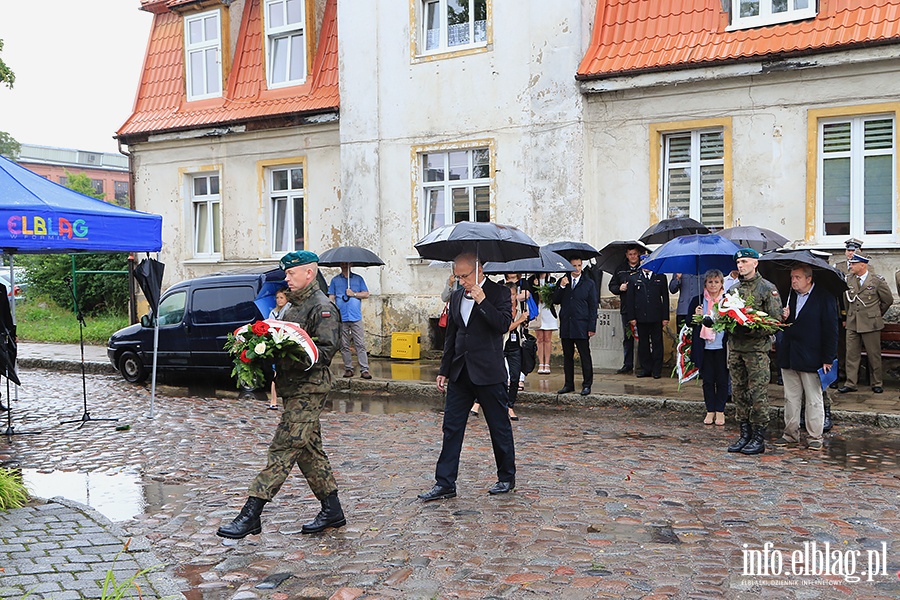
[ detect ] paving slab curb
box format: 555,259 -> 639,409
334,378 -> 900,428
18,358 -> 116,375
44,496 -> 186,600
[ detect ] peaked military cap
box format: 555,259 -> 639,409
848,252 -> 869,264
280,250 -> 319,270
733,247 -> 760,260
844,237 -> 864,250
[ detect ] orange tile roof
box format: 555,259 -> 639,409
118,0 -> 339,140
578,0 -> 900,80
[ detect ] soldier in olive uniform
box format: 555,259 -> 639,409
838,253 -> 894,394
218,250 -> 346,539
726,248 -> 783,455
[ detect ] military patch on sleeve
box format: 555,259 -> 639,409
321,311 -> 331,318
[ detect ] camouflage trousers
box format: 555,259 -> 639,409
248,387 -> 337,502
728,349 -> 771,427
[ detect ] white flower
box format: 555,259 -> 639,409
254,341 -> 267,354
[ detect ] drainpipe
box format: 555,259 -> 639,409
118,138 -> 138,324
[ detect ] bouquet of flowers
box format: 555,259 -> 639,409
535,282 -> 555,307
672,323 -> 699,387
692,291 -> 787,335
224,319 -> 319,389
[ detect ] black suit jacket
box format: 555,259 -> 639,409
624,271 -> 669,323
778,284 -> 838,373
552,274 -> 599,339
440,278 -> 512,386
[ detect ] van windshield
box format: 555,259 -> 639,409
156,291 -> 187,326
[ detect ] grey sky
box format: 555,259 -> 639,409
0,1 -> 152,154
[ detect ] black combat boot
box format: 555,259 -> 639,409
727,422 -> 752,453
301,491 -> 346,534
823,406 -> 833,433
216,496 -> 267,539
740,426 -> 767,455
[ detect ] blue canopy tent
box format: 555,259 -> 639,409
0,154 -> 163,425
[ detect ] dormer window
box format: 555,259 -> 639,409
729,0 -> 817,30
184,9 -> 223,101
265,0 -> 307,88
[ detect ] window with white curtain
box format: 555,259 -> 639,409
265,0 -> 307,88
192,173 -> 221,257
420,0 -> 487,54
730,0 -> 816,30
662,130 -> 725,229
184,10 -> 222,101
819,115 -> 895,239
421,148 -> 490,234
269,165 -> 305,253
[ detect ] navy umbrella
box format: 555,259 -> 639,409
415,221 -> 539,263
641,234 -> 741,276
483,247 -> 574,274
543,241 -> 600,261
639,217 -> 710,245
594,240 -> 651,274
317,246 -> 385,267
757,249 -> 847,298
718,226 -> 789,253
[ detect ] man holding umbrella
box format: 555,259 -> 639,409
608,246 -> 643,374
726,248 -> 783,455
328,263 -> 371,379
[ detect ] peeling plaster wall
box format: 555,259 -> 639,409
337,0 -> 595,353
583,57 -> 900,285
129,123 -> 341,289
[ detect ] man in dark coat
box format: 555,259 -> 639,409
0,281 -> 16,411
774,265 -> 838,450
553,258 -> 599,395
418,253 -> 516,501
608,246 -> 642,374
625,267 -> 670,379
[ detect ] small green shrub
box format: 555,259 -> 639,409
0,467 -> 29,510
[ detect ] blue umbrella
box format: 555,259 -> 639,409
254,268 -> 288,317
640,234 -> 741,276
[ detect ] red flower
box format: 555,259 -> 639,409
251,321 -> 270,336
240,349 -> 251,363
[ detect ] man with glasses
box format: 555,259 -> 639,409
418,253 -> 517,501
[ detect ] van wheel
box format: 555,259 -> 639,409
119,351 -> 148,383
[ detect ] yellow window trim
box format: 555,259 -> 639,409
409,0 -> 493,64
805,103 -> 900,243
410,139 -> 496,247
649,118 -> 733,228
257,157 -> 308,253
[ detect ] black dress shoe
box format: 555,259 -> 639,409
829,381 -> 839,390
872,386 -> 883,393
838,386 -> 856,393
557,386 -> 575,394
635,371 -> 651,378
616,367 -> 633,374
469,410 -> 479,418
580,387 -> 591,396
652,374 -> 661,379
488,480 -> 515,495
417,485 -> 457,502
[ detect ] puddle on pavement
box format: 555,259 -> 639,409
20,468 -> 188,523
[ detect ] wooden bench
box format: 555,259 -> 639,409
858,323 -> 900,384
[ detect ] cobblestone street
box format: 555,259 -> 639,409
2,366 -> 899,599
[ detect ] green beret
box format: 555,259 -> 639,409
733,247 -> 760,260
279,250 -> 319,270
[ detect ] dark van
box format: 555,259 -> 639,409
108,267 -> 286,383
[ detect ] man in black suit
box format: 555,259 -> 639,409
553,258 -> 599,396
418,253 -> 516,501
773,265 -> 838,451
625,266 -> 670,379
608,246 -> 642,373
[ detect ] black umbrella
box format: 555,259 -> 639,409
757,249 -> 847,298
318,246 -> 385,267
542,241 -> 600,261
718,226 -> 789,253
594,240 -> 651,274
483,247 -> 574,274
134,258 -> 165,313
639,217 -> 710,245
414,221 -> 539,263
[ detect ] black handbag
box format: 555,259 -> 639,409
520,329 -> 538,375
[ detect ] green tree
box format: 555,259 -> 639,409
0,131 -> 19,159
0,39 -> 14,89
20,172 -> 130,315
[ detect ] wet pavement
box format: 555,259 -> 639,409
1,355 -> 899,599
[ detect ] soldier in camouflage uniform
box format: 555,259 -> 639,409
217,250 -> 346,539
725,248 -> 783,455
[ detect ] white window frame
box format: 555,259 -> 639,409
184,9 -> 223,101
419,0 -> 488,56
268,165 -> 305,255
816,114 -> 896,244
191,172 -> 222,258
728,0 -> 817,30
661,129 -> 726,229
420,147 -> 491,235
264,0 -> 307,88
